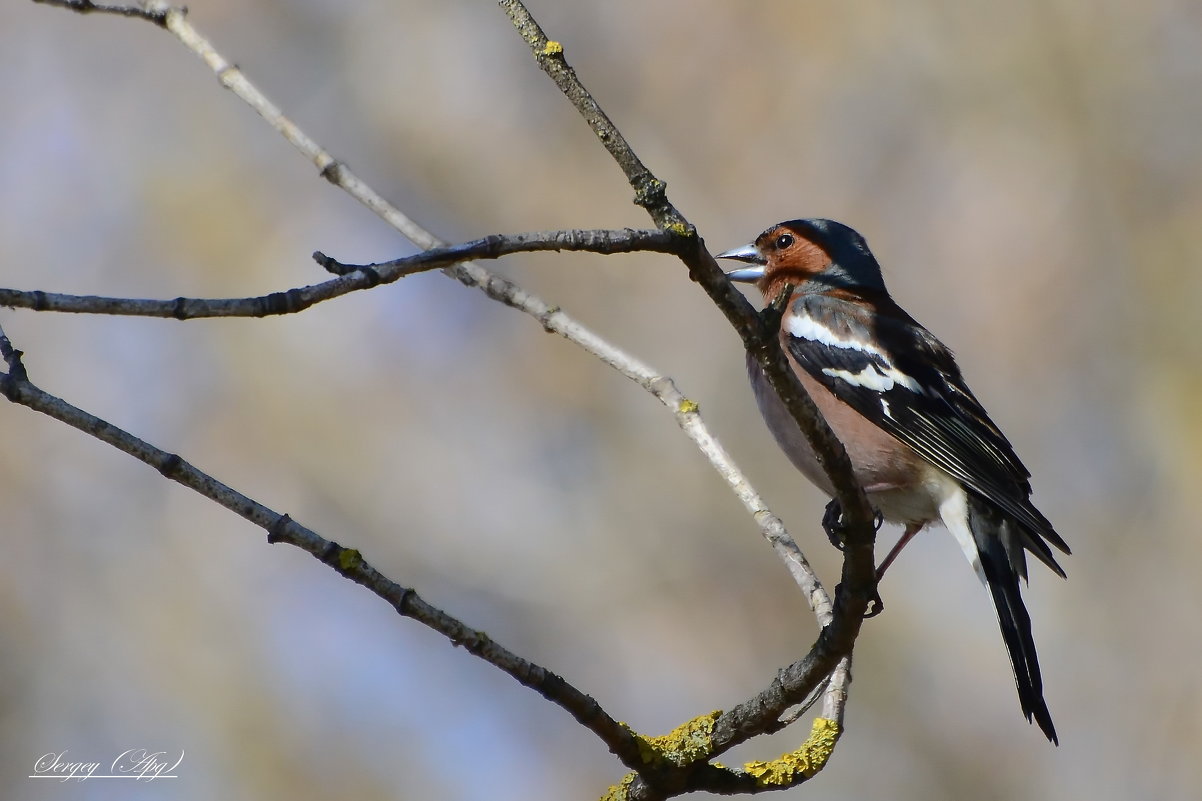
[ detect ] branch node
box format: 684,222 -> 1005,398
538,306 -> 561,332
663,221 -> 694,242
141,1 -> 175,27
480,233 -> 505,259
632,178 -> 667,210
336,547 -> 363,572
319,159 -> 344,184
266,513 -> 293,544
356,266 -> 382,288
392,586 -> 414,615
0,330 -> 29,384
157,453 -> 184,479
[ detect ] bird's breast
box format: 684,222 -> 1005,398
747,353 -> 942,526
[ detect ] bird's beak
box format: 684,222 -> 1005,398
715,243 -> 766,282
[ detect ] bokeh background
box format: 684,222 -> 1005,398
2,1 -> 1199,799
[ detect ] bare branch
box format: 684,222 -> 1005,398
30,0 -> 829,637
497,0 -> 876,545
498,0 -> 875,774
0,320 -> 650,772
0,228 -> 677,319
31,0 -> 166,24
29,1 -> 870,792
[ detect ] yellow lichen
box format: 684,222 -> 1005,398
598,772 -> 636,801
634,710 -> 722,767
337,548 -> 362,571
665,221 -> 692,237
742,718 -> 840,786
677,399 -> 699,414
542,40 -> 564,56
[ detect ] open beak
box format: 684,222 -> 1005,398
715,243 -> 766,283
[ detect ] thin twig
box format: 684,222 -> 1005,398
31,0 -> 166,23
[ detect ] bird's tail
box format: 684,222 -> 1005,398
966,494 -> 1058,744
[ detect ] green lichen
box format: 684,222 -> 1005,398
337,548 -> 362,571
633,179 -> 668,209
677,399 -> 699,414
634,710 -> 722,767
598,772 -> 636,801
743,718 -> 840,786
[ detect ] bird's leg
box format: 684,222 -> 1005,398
823,500 -> 887,617
876,522 -> 923,581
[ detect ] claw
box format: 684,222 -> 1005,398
822,500 -> 884,549
822,499 -> 847,551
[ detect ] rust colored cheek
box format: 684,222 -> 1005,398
779,238 -> 834,273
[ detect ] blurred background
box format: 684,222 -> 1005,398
2,0 -> 1199,799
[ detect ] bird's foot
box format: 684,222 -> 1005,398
822,499 -> 847,550
822,500 -> 883,551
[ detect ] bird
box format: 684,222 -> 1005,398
716,218 -> 1069,743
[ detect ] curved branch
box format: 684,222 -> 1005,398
499,1 -> 880,794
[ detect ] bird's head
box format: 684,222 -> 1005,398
716,219 -> 887,299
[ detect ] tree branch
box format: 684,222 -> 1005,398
0,318 -> 655,771
28,1 -> 876,794
498,1 -> 883,794
0,228 -> 677,319
497,0 -> 877,544
500,0 -> 876,706
30,0 -> 829,639
31,0 -> 166,24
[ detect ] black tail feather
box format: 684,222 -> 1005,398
967,495 -> 1058,744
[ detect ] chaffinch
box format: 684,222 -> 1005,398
717,219 -> 1069,744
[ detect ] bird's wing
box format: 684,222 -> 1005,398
783,294 -> 1069,573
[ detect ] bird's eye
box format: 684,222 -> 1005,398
775,233 -> 794,250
